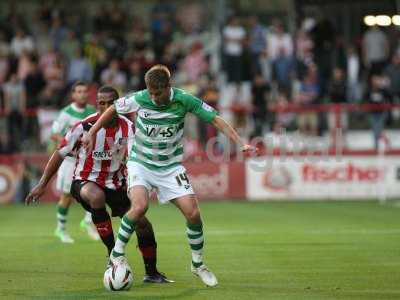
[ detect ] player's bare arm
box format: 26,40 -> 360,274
25,151 -> 64,205
82,105 -> 117,151
211,115 -> 257,153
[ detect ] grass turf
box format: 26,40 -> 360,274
0,201 -> 399,300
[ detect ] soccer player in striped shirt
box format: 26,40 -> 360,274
26,86 -> 172,283
83,65 -> 256,287
51,81 -> 99,243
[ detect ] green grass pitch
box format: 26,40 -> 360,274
1,201 -> 399,300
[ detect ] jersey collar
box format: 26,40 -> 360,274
149,88 -> 174,106
71,102 -> 86,112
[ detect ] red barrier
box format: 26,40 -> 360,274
2,150 -> 400,203
0,154 -> 246,204
184,161 -> 245,200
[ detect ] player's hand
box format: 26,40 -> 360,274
82,132 -> 94,153
25,183 -> 46,205
241,144 -> 258,155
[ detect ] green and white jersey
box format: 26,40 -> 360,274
52,103 -> 96,136
115,87 -> 217,171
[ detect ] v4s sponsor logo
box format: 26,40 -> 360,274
145,125 -> 176,138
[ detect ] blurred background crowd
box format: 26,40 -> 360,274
0,0 -> 399,154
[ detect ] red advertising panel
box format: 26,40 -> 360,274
184,161 -> 245,200
0,154 -> 246,203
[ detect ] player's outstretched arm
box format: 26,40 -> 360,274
211,116 -> 256,153
25,151 -> 64,205
82,105 -> 117,151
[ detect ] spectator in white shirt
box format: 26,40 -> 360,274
10,28 -> 35,57
346,46 -> 361,102
222,16 -> 246,83
267,20 -> 293,61
362,26 -> 389,76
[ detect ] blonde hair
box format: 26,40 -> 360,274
145,64 -> 171,88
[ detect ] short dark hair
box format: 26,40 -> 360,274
71,81 -> 87,93
144,64 -> 171,88
97,85 -> 119,100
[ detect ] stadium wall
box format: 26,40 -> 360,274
1,153 -> 400,204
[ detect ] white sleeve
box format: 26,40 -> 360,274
127,120 -> 135,154
51,111 -> 69,135
58,124 -> 83,158
114,93 -> 139,114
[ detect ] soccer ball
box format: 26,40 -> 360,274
103,264 -> 134,291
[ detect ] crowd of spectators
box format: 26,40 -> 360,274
220,15 -> 400,150
0,2 -> 399,153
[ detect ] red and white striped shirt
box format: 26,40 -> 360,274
58,113 -> 133,190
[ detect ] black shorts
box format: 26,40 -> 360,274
70,180 -> 131,217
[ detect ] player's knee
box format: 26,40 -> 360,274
186,207 -> 201,224
134,202 -> 148,215
81,186 -> 105,209
129,201 -> 148,218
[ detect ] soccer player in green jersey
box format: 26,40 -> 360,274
51,81 -> 99,243
83,65 -> 255,287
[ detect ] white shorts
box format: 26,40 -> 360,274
56,156 -> 75,194
127,161 -> 195,204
